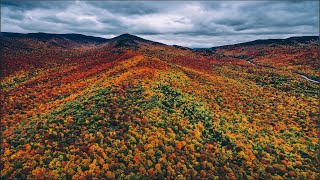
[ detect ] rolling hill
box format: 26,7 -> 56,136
1,32 -> 319,179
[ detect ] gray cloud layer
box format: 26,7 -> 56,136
1,0 -> 319,47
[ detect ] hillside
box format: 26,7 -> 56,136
1,33 -> 319,179
0,32 -> 108,47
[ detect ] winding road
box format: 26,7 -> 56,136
242,57 -> 319,84
299,74 -> 320,84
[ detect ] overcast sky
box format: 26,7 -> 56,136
1,0 -> 319,47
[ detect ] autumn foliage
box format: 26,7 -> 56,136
1,34 -> 319,179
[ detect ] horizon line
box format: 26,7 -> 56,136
1,31 -> 319,49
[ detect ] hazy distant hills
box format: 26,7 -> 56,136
1,32 -> 318,50
219,36 -> 319,47
0,32 -> 108,44
194,36 -> 319,53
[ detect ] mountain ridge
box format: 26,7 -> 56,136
0,32 -> 109,44
1,32 -> 318,49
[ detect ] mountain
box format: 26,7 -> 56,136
0,32 -> 109,49
221,36 -> 318,47
0,32 -> 166,51
109,33 -> 150,43
0,32 -> 109,43
1,32 -> 319,179
194,36 -> 319,54
107,33 -> 165,49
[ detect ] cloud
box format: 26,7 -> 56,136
1,0 -> 319,47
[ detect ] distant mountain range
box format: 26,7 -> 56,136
0,32 -> 108,43
1,32 -> 318,50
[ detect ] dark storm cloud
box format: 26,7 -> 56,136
88,1 -> 159,15
1,0 -> 318,47
1,0 -> 72,11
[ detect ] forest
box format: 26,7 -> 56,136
1,33 -> 319,179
